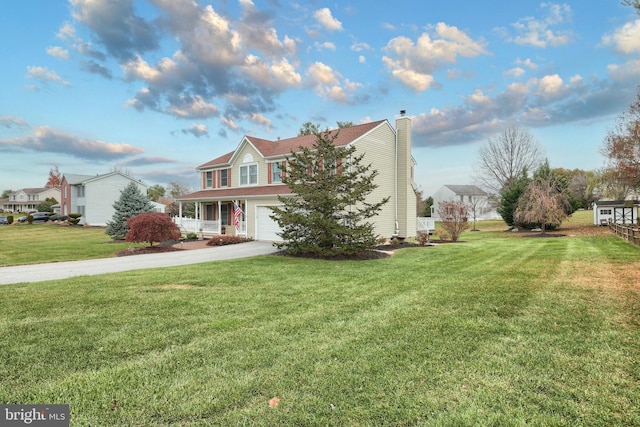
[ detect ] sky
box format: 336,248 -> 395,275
1,0 -> 639,198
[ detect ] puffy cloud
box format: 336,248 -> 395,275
25,66 -> 70,87
46,46 -> 69,60
502,3 -> 574,48
314,8 -> 343,32
169,96 -> 219,119
601,20 -> 640,54
0,126 -> 143,160
181,124 -> 209,138
382,23 -> 488,92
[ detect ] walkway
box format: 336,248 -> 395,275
0,241 -> 277,285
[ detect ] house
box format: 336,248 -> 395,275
431,185 -> 500,221
2,187 -> 61,213
177,113 -> 417,241
60,171 -> 148,226
593,200 -> 640,225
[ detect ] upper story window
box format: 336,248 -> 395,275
220,169 -> 228,187
240,164 -> 258,186
205,171 -> 213,188
271,161 -> 283,183
77,186 -> 85,197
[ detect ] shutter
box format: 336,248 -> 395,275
268,163 -> 272,184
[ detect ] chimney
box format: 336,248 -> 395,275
395,110 -> 413,238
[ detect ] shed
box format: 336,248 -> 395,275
592,200 -> 640,225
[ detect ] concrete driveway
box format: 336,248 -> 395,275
0,241 -> 277,285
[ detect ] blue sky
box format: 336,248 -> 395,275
1,0 -> 639,197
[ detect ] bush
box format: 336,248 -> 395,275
49,214 -> 69,222
206,235 -> 253,246
186,232 -> 198,240
68,213 -> 82,225
27,215 -> 33,224
6,215 -> 13,224
126,213 -> 181,247
417,231 -> 430,246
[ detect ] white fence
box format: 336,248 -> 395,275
417,217 -> 435,233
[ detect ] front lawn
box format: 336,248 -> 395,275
0,224 -> 145,266
0,227 -> 638,425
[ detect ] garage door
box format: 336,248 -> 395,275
256,206 -> 283,241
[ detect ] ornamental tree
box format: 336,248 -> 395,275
105,182 -> 154,240
436,200 -> 469,242
270,129 -> 388,257
126,213 -> 181,246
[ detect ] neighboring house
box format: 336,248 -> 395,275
593,200 -> 640,225
177,114 -> 417,241
2,187 -> 61,213
431,185 -> 500,221
60,172 -> 148,226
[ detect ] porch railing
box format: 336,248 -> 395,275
172,217 -> 246,235
417,217 -> 435,233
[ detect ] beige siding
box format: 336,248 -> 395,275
232,143 -> 264,187
352,122 -> 398,238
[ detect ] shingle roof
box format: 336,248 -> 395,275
444,185 -> 487,196
62,174 -> 94,185
196,120 -> 387,169
178,185 -> 292,201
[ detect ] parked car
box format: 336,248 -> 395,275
0,216 -> 7,225
31,212 -> 51,223
17,216 -> 27,223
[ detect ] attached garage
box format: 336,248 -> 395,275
255,205 -> 283,241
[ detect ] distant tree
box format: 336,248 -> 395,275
45,165 -> 62,188
147,184 -> 165,202
436,200 -> 469,242
515,161 -> 573,234
105,182 -> 154,240
298,121 -> 321,136
467,195 -> 485,231
270,129 -> 389,257
166,181 -> 194,217
336,121 -> 354,128
36,197 -> 58,213
474,126 -> 544,194
423,196 -> 434,217
497,169 -> 531,227
602,86 -> 640,194
597,167 -> 632,200
126,213 -> 181,247
622,0 -> 640,14
1,189 -> 12,199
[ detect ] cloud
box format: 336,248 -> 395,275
314,8 -> 343,32
81,60 -> 113,79
382,23 -> 488,92
0,116 -> 29,129
120,156 -> 179,166
46,46 -> 70,60
411,71 -> 638,148
601,19 -> 640,54
502,2 -> 574,48
25,66 -> 70,87
180,123 -> 209,138
0,126 -> 143,161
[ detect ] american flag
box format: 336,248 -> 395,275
233,202 -> 244,229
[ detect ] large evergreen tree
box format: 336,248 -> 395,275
105,182 -> 154,240
270,130 -> 388,257
497,169 -> 531,227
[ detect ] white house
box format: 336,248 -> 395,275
178,114 -> 418,241
2,187 -> 61,213
593,200 -> 640,225
60,172 -> 149,226
431,185 -> 500,221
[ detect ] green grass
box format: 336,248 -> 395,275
0,224 -> 144,266
1,219 -> 639,425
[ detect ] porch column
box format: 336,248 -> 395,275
217,200 -> 222,234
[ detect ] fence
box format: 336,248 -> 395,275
609,222 -> 640,247
417,217 -> 435,233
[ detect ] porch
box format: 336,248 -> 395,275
174,199 -> 247,237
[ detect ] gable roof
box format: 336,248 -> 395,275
197,120 -> 387,169
62,174 -> 94,185
12,187 -> 56,195
443,185 -> 487,196
62,172 -> 146,187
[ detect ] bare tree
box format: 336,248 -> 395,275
623,0 -> 640,14
515,174 -> 571,234
436,200 -> 469,242
474,126 -> 544,194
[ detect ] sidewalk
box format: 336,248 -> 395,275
0,241 -> 277,285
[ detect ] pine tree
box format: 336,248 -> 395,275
270,129 -> 388,257
105,182 -> 154,240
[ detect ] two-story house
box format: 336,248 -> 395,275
431,185 -> 500,221
3,187 -> 61,213
60,171 -> 149,226
177,113 -> 417,241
